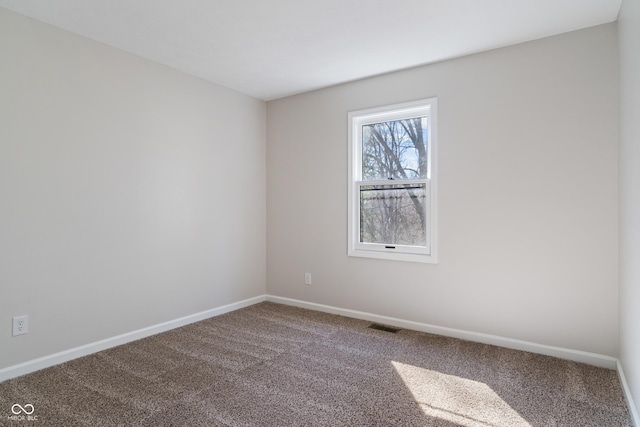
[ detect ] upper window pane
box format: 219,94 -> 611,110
362,117 -> 428,181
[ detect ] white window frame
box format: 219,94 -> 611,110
348,98 -> 438,263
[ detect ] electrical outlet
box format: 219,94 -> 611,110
12,315 -> 28,336
304,273 -> 312,285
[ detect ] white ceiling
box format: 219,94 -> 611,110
0,0 -> 621,100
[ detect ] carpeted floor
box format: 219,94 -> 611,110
0,302 -> 632,426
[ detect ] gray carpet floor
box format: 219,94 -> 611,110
0,302 -> 632,426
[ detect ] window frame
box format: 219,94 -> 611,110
348,98 -> 438,263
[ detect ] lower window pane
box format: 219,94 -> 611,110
359,183 -> 427,246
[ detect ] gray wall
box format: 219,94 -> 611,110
267,23 -> 619,357
0,8 -> 266,369
619,0 -> 640,417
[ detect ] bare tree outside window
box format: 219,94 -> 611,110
359,117 -> 428,246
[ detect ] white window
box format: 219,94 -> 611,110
348,98 -> 437,263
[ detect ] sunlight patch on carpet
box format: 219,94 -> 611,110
392,361 -> 532,427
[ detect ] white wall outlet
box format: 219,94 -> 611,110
12,315 -> 28,336
304,273 -> 312,285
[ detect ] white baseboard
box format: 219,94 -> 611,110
0,295 -> 266,383
266,295 -> 618,370
618,361 -> 640,427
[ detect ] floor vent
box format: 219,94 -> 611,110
368,324 -> 401,333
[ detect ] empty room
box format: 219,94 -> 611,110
1,0 -> 639,426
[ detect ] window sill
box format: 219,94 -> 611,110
348,248 -> 437,264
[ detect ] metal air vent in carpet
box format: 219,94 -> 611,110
368,324 -> 401,333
